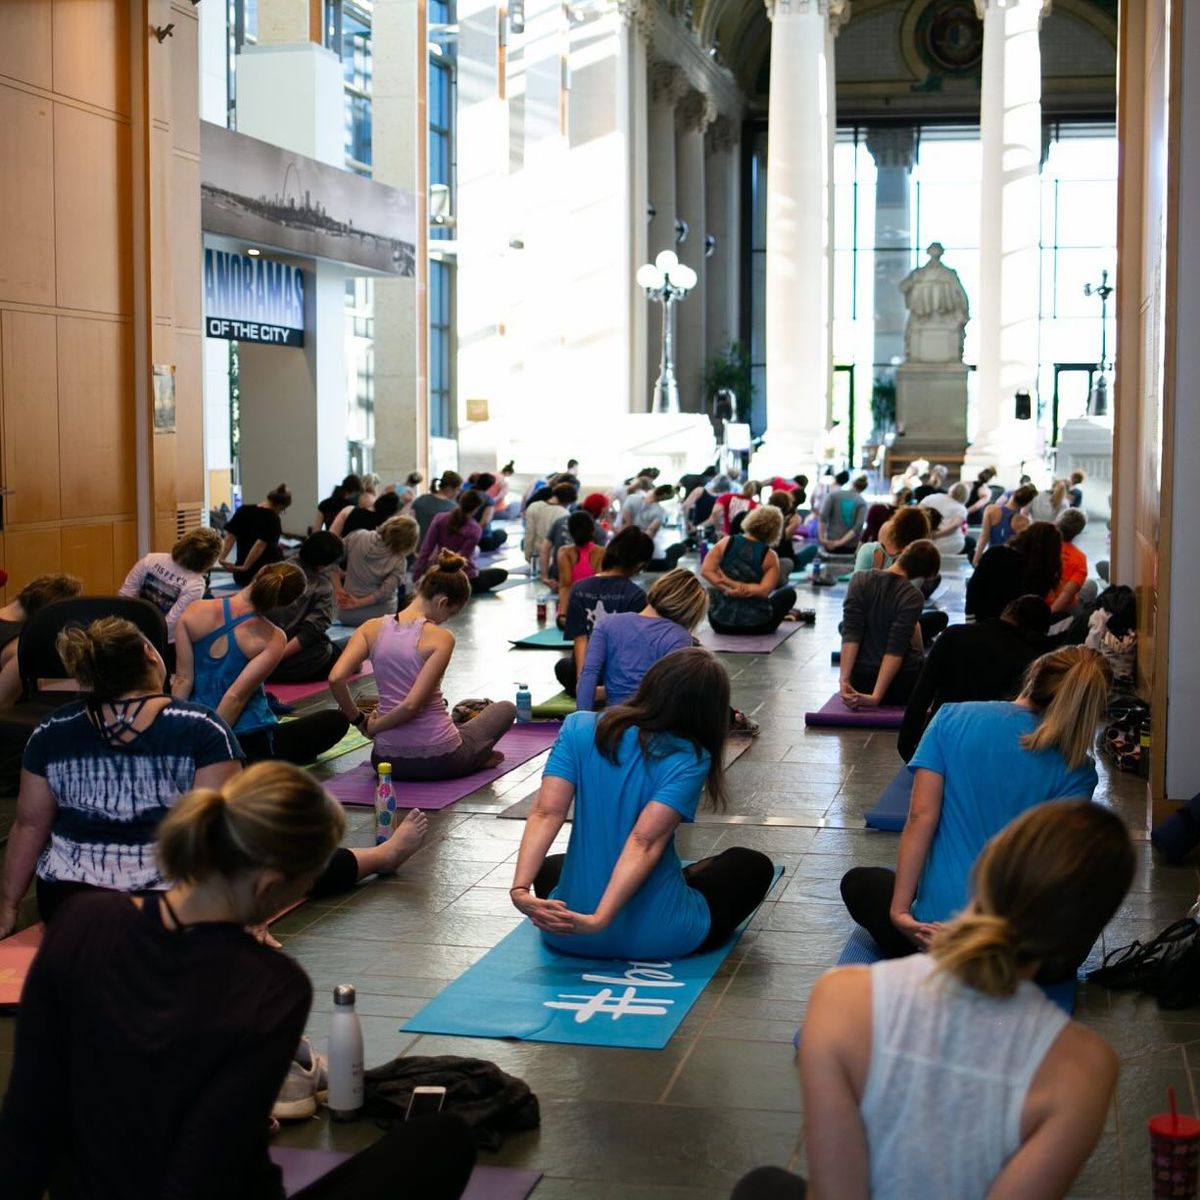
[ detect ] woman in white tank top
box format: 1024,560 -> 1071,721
733,801 -> 1134,1200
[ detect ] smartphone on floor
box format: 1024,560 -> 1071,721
405,1085 -> 447,1121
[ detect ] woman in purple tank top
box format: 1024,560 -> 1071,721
328,550 -> 517,781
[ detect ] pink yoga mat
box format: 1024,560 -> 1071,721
268,663 -> 373,704
0,924 -> 44,1008
698,623 -> 803,654
270,1147 -> 542,1199
324,721 -> 563,810
804,692 -> 906,729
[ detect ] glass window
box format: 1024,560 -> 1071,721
325,2 -> 373,173
429,259 -> 453,438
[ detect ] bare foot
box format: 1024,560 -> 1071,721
483,751 -> 505,769
377,809 -> 429,873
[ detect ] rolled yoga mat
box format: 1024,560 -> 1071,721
509,627 -> 572,649
804,692 -> 906,730
834,926 -> 1077,1014
269,1148 -> 543,1200
696,622 -> 804,654
323,721 -> 563,810
403,866 -> 784,1050
864,765 -> 913,832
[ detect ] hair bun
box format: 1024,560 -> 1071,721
435,549 -> 468,574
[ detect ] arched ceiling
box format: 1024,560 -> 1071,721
693,0 -> 1117,119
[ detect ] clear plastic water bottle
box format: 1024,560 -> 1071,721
327,984 -> 364,1121
374,762 -> 395,845
515,683 -> 532,724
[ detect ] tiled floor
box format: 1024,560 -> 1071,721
1,534 -> 1193,1198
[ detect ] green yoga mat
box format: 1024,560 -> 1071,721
509,627 -> 572,649
304,727 -> 371,768
532,690 -> 576,718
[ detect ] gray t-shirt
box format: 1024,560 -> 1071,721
841,569 -> 924,678
412,494 -> 456,540
820,487 -> 867,543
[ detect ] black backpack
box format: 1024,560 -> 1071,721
1088,916 -> 1200,1009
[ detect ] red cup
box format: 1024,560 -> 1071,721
1149,1110 -> 1200,1198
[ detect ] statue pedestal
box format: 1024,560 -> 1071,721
895,362 -> 969,461
1055,417 -> 1112,522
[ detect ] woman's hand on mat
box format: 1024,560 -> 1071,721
890,909 -> 939,949
841,685 -> 878,710
512,891 -> 604,936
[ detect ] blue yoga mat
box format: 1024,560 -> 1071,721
404,866 -> 783,1050
864,766 -> 912,832
834,927 -> 1077,1014
509,627 -> 572,648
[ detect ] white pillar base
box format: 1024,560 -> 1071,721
749,427 -> 826,483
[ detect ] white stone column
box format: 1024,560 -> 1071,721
865,126 -> 916,372
968,0 -> 1050,477
645,61 -> 685,408
705,115 -> 742,358
675,88 -> 714,413
757,0 -> 848,476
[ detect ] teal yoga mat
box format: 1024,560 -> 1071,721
509,627 -> 572,648
404,866 -> 783,1049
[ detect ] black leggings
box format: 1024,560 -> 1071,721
847,664 -> 922,708
268,638 -> 337,683
470,567 -> 508,594
37,846 -> 365,925
730,1167 -> 808,1199
534,847 -> 775,953
238,709 -> 350,765
839,867 -> 920,960
553,655 -> 578,697
708,588 -> 797,637
293,1113 -> 476,1200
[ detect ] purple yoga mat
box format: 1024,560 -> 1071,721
697,622 -> 803,654
323,721 -> 563,809
804,692 -> 906,730
269,664 -> 372,704
270,1147 -> 542,1199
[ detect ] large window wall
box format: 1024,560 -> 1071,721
325,0 -> 374,174
428,0 -> 457,440
748,121 -> 1117,464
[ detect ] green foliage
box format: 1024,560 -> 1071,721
702,342 -> 755,407
871,376 -> 896,431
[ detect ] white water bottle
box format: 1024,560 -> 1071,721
327,984 -> 364,1121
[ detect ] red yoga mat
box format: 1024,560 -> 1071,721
268,663 -> 373,704
0,924 -> 44,1008
323,721 -> 564,810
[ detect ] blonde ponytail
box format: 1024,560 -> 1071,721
157,761 -> 344,886
248,562 -> 306,613
1019,646 -> 1111,769
930,912 -> 1019,997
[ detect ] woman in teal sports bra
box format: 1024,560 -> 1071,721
173,562 -> 348,763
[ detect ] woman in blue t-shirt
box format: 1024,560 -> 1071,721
840,646 -> 1110,962
509,649 -> 775,960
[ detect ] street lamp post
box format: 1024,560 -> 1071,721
1083,268 -> 1114,418
637,250 -> 697,415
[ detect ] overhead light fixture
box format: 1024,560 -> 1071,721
246,247 -> 261,257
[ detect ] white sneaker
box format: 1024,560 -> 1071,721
272,1037 -> 328,1120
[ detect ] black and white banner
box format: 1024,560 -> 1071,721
203,249 -> 305,347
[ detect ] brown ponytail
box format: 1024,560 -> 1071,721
416,549 -> 470,608
1018,646 -> 1111,769
248,562 -> 306,613
157,761 -> 344,887
931,800 -> 1133,996
448,490 -> 485,533
56,617 -> 157,700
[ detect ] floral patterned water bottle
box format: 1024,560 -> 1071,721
374,761 -> 396,845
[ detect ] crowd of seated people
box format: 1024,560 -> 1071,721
0,452 -> 1129,1200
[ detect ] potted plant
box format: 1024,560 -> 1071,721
702,342 -> 754,424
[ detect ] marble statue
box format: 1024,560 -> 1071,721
898,242 -> 970,363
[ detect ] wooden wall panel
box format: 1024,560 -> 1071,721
171,155 -> 202,329
0,2 -> 53,90
57,316 -> 135,518
173,331 -> 204,506
4,528 -> 62,594
169,12 -> 201,158
60,523 -> 116,594
0,86 -> 55,306
51,0 -> 130,116
2,311 -> 61,525
54,104 -> 132,315
112,520 -> 138,583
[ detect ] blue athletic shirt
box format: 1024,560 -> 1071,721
908,701 -> 1098,924
540,711 -> 712,959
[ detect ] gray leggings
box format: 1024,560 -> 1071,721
371,700 -> 517,780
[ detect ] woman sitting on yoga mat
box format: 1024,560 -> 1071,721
335,514 -> 421,626
0,621 -> 425,938
576,568 -> 707,712
838,539 -> 941,709
412,489 -> 509,595
851,505 -> 930,574
555,511 -> 606,616
330,550 -> 517,781
265,531 -> 345,684
0,573 -> 84,709
174,563 -> 350,764
510,649 -> 775,960
735,801 -> 1132,1200
840,646 -> 1108,961
701,505 -> 798,636
0,763 -> 474,1200
553,527 -> 654,697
